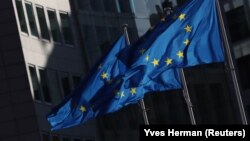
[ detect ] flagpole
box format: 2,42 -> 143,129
122,24 -> 150,125
179,68 -> 196,125
216,0 -> 248,124
164,7 -> 196,125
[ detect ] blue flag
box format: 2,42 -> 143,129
47,35 -> 127,130
119,0 -> 225,86
47,33 -> 182,130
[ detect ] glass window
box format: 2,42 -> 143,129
95,26 -> 110,54
103,0 -> 117,13
36,7 -> 50,40
237,54 -> 250,90
47,70 -> 62,104
28,66 -> 41,101
62,137 -> 70,141
73,76 -> 81,88
52,135 -> 60,141
83,25 -> 97,49
226,6 -> 250,43
42,133 -> 50,141
109,27 -> 121,43
127,27 -> 138,43
90,0 -> 103,11
25,3 -> 38,37
15,0 -> 28,33
60,13 -> 73,45
48,10 -> 61,42
60,73 -> 71,97
39,69 -> 51,103
73,139 -> 82,141
77,0 -> 91,11
118,0 -> 132,13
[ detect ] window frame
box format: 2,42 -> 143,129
24,1 -> 39,38
35,5 -> 51,41
47,8 -> 63,44
59,11 -> 74,46
14,0 -> 29,35
38,68 -> 53,105
27,64 -> 43,103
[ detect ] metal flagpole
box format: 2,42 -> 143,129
179,69 -> 196,125
122,24 -> 150,125
164,7 -> 196,125
216,0 -> 248,124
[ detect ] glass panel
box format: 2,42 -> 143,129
77,0 -> 91,11
95,26 -> 110,54
60,73 -> 71,97
48,10 -> 61,42
62,137 -> 70,141
42,134 -> 50,141
39,69 -> 51,103
109,27 -> 120,43
60,13 -> 73,45
90,0 -> 103,11
103,0 -> 117,13
47,70 -> 62,104
83,25 -> 97,49
15,0 -> 28,33
127,27 -> 138,43
52,135 -> 60,141
73,76 -> 81,88
73,139 -> 82,141
36,7 -> 50,40
237,55 -> 250,90
226,6 -> 250,43
118,0 -> 132,13
25,3 -> 38,36
28,66 -> 41,101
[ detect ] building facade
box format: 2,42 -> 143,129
0,0 -> 101,141
1,0 -> 250,141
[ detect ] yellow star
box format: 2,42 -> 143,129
151,58 -> 159,67
80,106 -> 86,112
165,58 -> 173,66
145,55 -> 150,62
120,91 -> 125,98
179,13 -> 186,21
184,39 -> 190,46
140,48 -> 146,54
101,72 -> 108,79
130,88 -> 136,95
184,25 -> 192,33
177,51 -> 184,59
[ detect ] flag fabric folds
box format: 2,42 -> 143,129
120,0 -> 224,86
47,34 -> 182,130
47,35 -> 127,130
47,0 -> 225,130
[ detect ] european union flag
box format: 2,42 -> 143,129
47,32 -> 182,130
47,35 -> 127,130
120,0 -> 225,83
